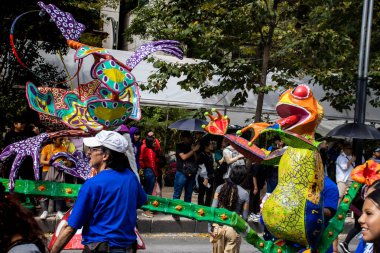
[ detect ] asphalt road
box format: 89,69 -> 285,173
61,233 -> 257,253
59,233 -> 361,253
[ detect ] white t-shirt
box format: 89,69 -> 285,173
335,152 -> 355,182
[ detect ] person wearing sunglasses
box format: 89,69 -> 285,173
50,130 -> 147,253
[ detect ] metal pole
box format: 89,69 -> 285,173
357,0 -> 368,78
363,0 -> 374,77
353,0 -> 374,164
354,0 -> 374,124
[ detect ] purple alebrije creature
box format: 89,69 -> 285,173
0,133 -> 49,191
38,1 -> 86,41
126,40 -> 184,69
50,150 -> 91,180
0,130 -> 88,191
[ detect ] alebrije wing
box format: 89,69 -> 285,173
39,113 -> 68,131
56,93 -> 101,132
261,127 -> 318,150
37,86 -> 75,109
26,82 -> 55,116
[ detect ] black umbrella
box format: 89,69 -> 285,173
326,123 -> 380,139
168,118 -> 208,132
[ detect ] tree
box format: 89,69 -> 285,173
125,0 -> 380,122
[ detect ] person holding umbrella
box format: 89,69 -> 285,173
172,131 -> 200,220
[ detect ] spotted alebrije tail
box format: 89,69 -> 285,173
38,2 -> 86,41
126,40 -> 183,69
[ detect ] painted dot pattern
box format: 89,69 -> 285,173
38,2 -> 85,41
126,40 -> 183,69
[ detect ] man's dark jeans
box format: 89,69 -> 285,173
173,171 -> 195,202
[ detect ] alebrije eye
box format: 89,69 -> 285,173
291,85 -> 310,99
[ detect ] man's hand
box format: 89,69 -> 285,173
253,187 -> 258,195
50,223 -> 77,253
203,178 -> 209,187
192,143 -> 200,152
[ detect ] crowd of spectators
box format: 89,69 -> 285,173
1,116 -> 380,253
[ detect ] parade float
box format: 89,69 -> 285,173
1,2 -> 379,253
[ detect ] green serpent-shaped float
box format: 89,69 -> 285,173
0,178 -> 361,253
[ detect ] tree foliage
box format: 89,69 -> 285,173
125,0 -> 380,121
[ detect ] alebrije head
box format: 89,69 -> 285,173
276,85 -> 323,138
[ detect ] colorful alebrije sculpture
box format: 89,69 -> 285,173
1,2 -> 184,190
10,2 -> 184,132
17,2 -> 182,132
204,85 -> 325,250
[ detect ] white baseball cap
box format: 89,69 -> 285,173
83,130 -> 128,153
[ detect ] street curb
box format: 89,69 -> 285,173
35,213 -> 354,234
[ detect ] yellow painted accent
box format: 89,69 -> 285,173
94,107 -> 126,121
104,68 -> 125,83
36,97 -> 50,113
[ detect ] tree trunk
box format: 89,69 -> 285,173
254,0 -> 278,123
254,44 -> 270,123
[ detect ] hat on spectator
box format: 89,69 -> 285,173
374,147 -> 380,152
83,130 -> 128,153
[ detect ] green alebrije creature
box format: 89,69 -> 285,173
1,178 -> 361,253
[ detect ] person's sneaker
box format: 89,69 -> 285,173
253,216 -> 260,223
253,214 -> 261,222
141,211 -> 154,218
339,242 -> 350,253
40,211 -> 48,220
56,211 -> 64,220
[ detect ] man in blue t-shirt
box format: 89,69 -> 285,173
51,130 -> 147,253
323,176 -> 339,253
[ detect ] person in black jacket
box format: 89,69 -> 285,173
197,137 -> 215,206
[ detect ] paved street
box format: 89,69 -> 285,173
59,233 -> 262,253
58,233 -> 360,253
